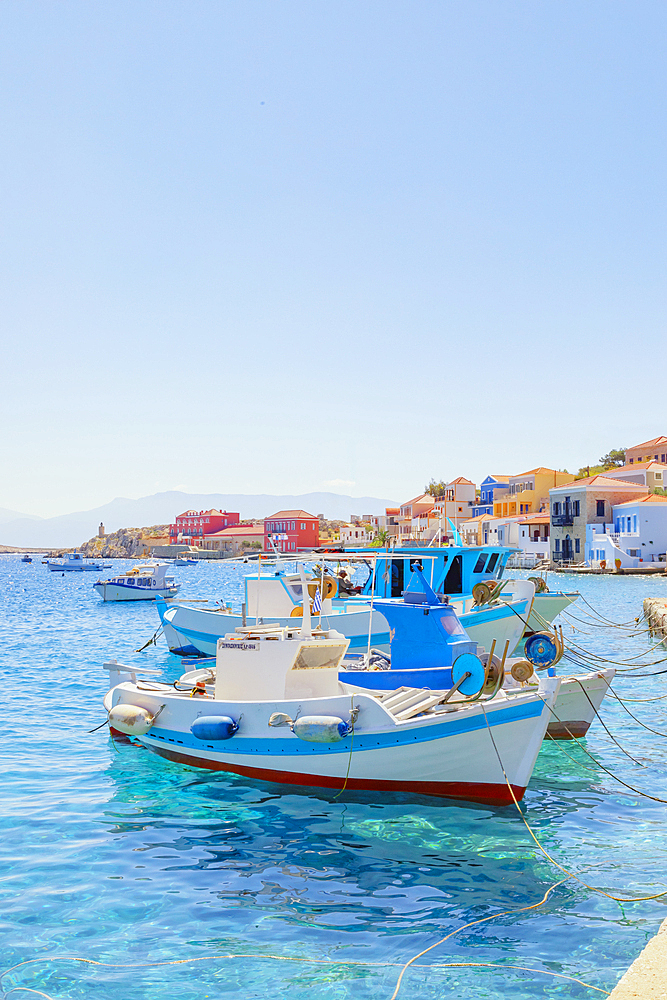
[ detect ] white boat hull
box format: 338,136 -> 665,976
48,562 -> 108,572
94,582 -> 180,602
528,592 -> 578,631
547,668 -> 615,738
104,679 -> 559,805
159,599 -> 530,659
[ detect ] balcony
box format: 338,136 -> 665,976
551,514 -> 574,526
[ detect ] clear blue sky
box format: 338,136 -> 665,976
1,1 -> 665,516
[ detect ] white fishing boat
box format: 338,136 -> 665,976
94,561 -> 180,601
46,552 -> 111,572
156,562 -> 535,659
180,566 -> 614,743
104,572 -> 560,804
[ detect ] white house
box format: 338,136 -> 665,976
516,513 -> 551,564
340,523 -> 373,546
586,494 -> 667,568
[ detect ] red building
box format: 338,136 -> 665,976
264,510 -> 320,552
169,509 -> 240,545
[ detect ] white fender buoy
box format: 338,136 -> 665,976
292,716 -> 350,743
108,703 -> 155,736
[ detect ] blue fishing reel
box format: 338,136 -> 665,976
451,653 -> 487,697
524,632 -> 562,669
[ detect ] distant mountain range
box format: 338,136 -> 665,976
0,506 -> 41,525
0,491 -> 397,548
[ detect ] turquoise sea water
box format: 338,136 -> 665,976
1,557 -> 667,999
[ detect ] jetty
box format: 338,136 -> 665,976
644,597 -> 667,640
609,918 -> 667,998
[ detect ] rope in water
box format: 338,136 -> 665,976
570,678 -> 646,766
136,623 -> 164,653
537,696 -> 667,804
577,594 -> 649,629
478,703 -> 667,900
0,951 -> 610,999
605,687 -> 667,738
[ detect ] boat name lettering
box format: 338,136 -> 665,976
220,641 -> 260,651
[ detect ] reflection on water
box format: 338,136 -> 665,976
1,558 -> 666,997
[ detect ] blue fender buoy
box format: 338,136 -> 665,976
190,716 -> 238,741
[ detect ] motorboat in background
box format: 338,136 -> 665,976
94,562 -> 180,601
46,553 -> 111,572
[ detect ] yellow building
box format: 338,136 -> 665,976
493,468 -> 571,518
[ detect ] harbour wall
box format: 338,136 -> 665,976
609,918 -> 667,998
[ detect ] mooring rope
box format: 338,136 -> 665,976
0,942 -> 612,999
569,678 -> 645,766
605,687 -> 667,738
479,703 -> 667,899
136,623 -> 164,653
537,696 -> 667,804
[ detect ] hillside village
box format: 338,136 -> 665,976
73,434 -> 667,570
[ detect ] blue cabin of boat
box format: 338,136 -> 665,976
345,545 -> 513,600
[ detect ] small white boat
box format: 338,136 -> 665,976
46,552 -> 111,572
104,641 -> 560,805
94,561 -> 180,601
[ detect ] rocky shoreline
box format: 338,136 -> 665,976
78,525 -> 170,559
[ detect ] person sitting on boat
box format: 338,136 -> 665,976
337,570 -> 357,596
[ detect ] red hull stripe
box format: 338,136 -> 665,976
148,743 -> 526,805
546,721 -> 591,739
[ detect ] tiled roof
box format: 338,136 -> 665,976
209,524 -> 265,537
629,435 -> 667,450
613,493 -> 667,507
462,513 -> 493,524
449,477 -> 474,485
605,461 -> 667,473
266,510 -> 317,519
519,513 -> 551,524
513,467 -> 563,477
551,475 -> 646,489
402,493 -> 433,505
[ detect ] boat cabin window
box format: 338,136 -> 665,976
486,553 -> 500,574
473,553 -> 488,574
391,559 -> 404,597
441,555 -> 462,594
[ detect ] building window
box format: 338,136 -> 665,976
573,500 -> 580,516
553,502 -> 560,515
596,500 -> 605,517
575,538 -> 580,553
555,539 -> 560,551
